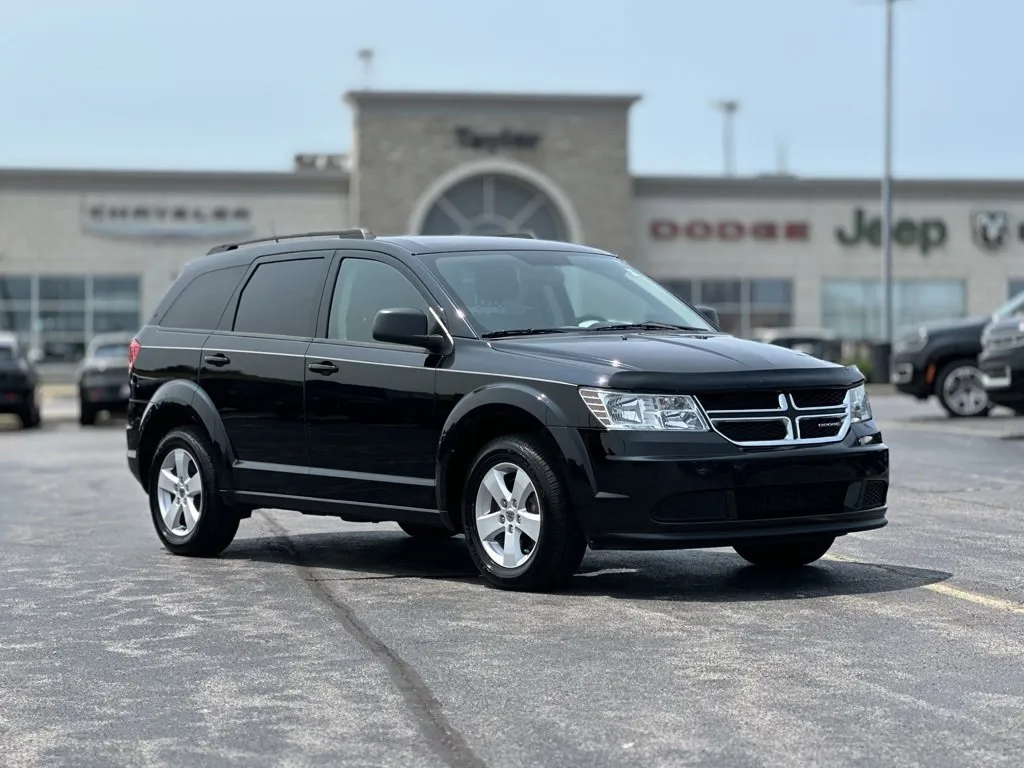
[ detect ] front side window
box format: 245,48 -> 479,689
233,258 -> 325,337
424,250 -> 714,336
327,258 -> 428,343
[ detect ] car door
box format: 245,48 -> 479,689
304,251 -> 444,513
199,251 -> 332,495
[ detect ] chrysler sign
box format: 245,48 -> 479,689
83,203 -> 255,240
649,218 -> 810,242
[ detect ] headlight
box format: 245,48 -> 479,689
848,383 -> 872,423
893,327 -> 928,354
579,387 -> 709,431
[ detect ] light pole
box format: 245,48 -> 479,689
880,0 -> 908,348
713,100 -> 740,176
880,0 -> 895,348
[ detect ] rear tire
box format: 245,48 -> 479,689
733,535 -> 835,569
79,399 -> 96,426
936,359 -> 991,418
18,400 -> 40,429
148,427 -> 239,557
398,521 -> 457,539
462,434 -> 586,592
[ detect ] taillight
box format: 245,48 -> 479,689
128,338 -> 141,371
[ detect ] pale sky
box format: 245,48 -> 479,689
0,0 -> 1014,178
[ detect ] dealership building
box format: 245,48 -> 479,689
3,88 -> 1024,362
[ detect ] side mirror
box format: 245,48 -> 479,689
696,305 -> 720,330
372,308 -> 450,354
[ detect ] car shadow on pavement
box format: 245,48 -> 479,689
223,529 -> 952,603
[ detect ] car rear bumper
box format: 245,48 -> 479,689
81,381 -> 131,410
556,424 -> 889,550
0,388 -> 34,413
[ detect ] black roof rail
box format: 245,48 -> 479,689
494,231 -> 537,239
206,228 -> 376,255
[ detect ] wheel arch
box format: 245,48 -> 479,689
137,379 -> 236,493
436,382 -> 596,533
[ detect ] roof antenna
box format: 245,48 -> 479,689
269,220 -> 278,242
775,137 -> 789,175
358,48 -> 375,89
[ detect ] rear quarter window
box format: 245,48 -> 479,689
158,265 -> 246,330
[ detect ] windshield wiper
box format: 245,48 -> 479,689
585,321 -> 712,333
481,328 -> 579,339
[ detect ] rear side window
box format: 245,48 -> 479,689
160,266 -> 245,330
0,345 -> 12,361
232,258 -> 325,337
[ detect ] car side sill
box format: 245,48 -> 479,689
225,490 -> 445,526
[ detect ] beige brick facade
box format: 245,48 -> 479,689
345,91 -> 638,257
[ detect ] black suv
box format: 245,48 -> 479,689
126,230 -> 889,591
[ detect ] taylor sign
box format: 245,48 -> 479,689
83,203 -> 255,240
649,219 -> 810,242
454,126 -> 540,151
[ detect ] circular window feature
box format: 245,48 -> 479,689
420,174 -> 568,241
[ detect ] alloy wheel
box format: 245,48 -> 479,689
156,448 -> 203,536
473,461 -> 542,569
942,365 -> 988,416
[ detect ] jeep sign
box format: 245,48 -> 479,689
649,219 -> 810,242
836,207 -> 947,255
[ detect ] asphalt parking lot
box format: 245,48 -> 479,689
2,394 -> 1023,768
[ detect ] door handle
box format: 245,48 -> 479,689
203,353 -> 231,367
308,360 -> 339,376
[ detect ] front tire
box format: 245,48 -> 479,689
398,521 -> 457,539
462,434 -> 586,592
936,359 -> 991,418
733,535 -> 835,569
148,427 -> 239,556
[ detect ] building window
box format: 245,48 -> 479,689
420,173 -> 568,241
1009,279 -> 1024,300
821,279 -> 966,340
0,274 -> 141,362
660,278 -> 794,337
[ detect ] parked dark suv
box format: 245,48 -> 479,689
0,332 -> 41,429
126,230 -> 889,591
77,332 -> 134,425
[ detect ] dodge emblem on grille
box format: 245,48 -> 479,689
817,419 -> 842,429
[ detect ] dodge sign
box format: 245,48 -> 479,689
649,219 -> 810,242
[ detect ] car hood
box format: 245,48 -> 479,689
489,332 -> 863,391
917,315 -> 991,336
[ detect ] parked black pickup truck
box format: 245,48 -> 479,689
890,290 -> 1024,417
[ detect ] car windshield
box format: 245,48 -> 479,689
423,250 -> 715,337
92,344 -> 128,359
993,290 -> 1024,320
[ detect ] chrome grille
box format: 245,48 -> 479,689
697,389 -> 852,446
984,329 -> 1024,352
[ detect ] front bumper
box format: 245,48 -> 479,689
557,423 -> 889,550
979,346 -> 1024,406
890,351 -> 932,398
